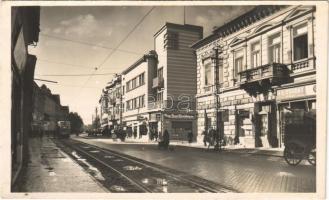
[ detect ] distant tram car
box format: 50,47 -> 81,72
57,121 -> 71,138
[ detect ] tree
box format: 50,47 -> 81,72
68,112 -> 84,133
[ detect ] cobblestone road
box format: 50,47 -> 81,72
73,137 -> 316,193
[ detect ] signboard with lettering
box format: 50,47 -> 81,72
276,84 -> 316,101
164,113 -> 196,120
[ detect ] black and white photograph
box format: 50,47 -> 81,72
0,1 -> 328,199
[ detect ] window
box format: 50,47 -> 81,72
158,67 -> 163,78
132,78 -> 137,88
164,32 -> 178,50
234,49 -> 244,78
126,101 -> 130,111
139,73 -> 145,85
293,23 -> 308,61
204,62 -> 213,86
122,86 -> 125,95
126,81 -> 131,92
268,33 -> 281,63
157,91 -> 163,102
251,41 -> 261,68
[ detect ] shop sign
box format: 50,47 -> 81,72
14,29 -> 27,73
164,113 -> 195,120
276,84 -> 316,101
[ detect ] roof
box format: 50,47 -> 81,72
154,22 -> 203,38
191,5 -> 287,49
121,50 -> 157,75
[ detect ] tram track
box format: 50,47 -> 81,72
56,138 -> 239,193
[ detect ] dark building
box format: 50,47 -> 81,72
11,6 -> 40,186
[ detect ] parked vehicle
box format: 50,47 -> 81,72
57,121 -> 71,138
283,109 -> 316,166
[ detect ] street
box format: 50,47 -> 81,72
58,136 -> 315,193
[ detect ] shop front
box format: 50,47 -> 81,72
276,83 -> 316,148
162,112 -> 197,142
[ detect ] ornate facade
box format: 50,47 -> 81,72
192,5 -> 316,148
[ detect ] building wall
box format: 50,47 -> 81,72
195,5 -> 316,147
122,61 -> 149,120
166,27 -> 201,100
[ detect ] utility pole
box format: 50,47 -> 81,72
212,47 -> 220,151
183,6 -> 186,25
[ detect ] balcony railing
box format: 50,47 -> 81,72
152,77 -> 164,89
238,63 -> 289,84
290,58 -> 315,74
203,83 -> 223,94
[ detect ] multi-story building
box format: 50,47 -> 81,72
106,74 -> 123,129
148,23 -> 203,141
99,88 -> 109,128
98,23 -> 203,141
192,5 -> 316,148
121,51 -> 158,139
11,6 -> 40,184
32,83 -> 70,133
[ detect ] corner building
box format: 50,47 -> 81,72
149,23 -> 203,141
192,6 -> 316,148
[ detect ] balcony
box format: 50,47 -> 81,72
203,83 -> 223,94
290,57 -> 316,75
109,98 -> 116,105
148,101 -> 163,110
238,63 -> 289,96
152,77 -> 164,89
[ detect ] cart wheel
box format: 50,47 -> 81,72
284,143 -> 303,166
307,149 -> 316,166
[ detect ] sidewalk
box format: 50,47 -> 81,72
80,133 -> 284,157
13,136 -> 106,192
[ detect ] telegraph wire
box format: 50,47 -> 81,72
75,6 -> 155,100
36,72 -> 117,77
38,59 -> 93,69
96,6 -> 155,71
40,33 -> 143,56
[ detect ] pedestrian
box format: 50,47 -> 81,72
133,128 -> 137,139
163,129 -> 170,149
213,128 -> 220,151
202,130 -> 207,147
150,128 -> 154,141
188,131 -> 193,144
154,130 -> 158,141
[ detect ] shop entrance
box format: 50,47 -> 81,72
171,121 -> 192,141
255,101 -> 278,148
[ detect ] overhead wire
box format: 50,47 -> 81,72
36,72 -> 117,77
39,33 -> 144,56
74,6 -> 155,102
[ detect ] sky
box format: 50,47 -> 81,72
29,6 -> 254,125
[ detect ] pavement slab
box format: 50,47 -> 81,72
12,137 -> 107,193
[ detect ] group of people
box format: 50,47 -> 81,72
202,127 -> 223,150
